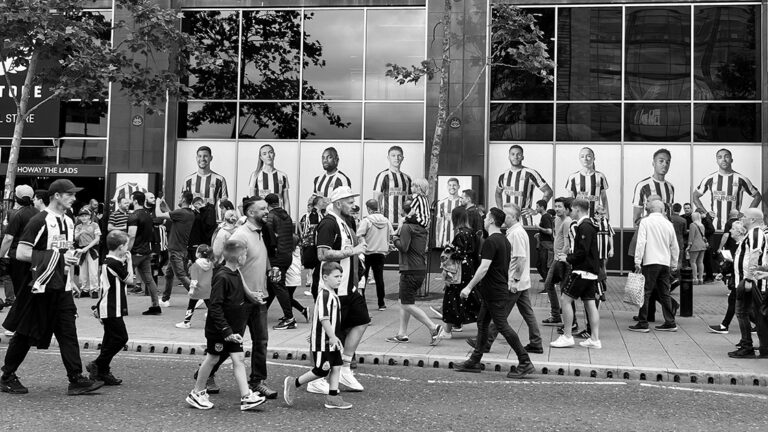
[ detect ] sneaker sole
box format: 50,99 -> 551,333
655,328 -> 678,332
541,322 -> 563,326
507,366 -> 535,379
67,381 -> 104,396
185,396 -> 214,410
550,344 -> 575,348
339,383 -> 364,392
579,343 -> 602,349
240,398 -> 267,411
0,385 -> 28,394
324,403 -> 353,410
283,377 -> 295,406
628,328 -> 650,333
273,326 -> 297,330
454,368 -> 482,373
708,329 -> 728,334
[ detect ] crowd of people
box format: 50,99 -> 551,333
0,146 -> 766,412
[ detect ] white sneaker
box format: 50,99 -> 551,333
159,300 -> 170,308
550,335 -> 575,348
579,338 -> 602,349
339,367 -> 363,392
303,291 -> 312,297
4,330 -> 14,337
175,322 -> 191,329
439,329 -> 452,340
306,378 -> 329,394
186,389 -> 214,410
240,390 -> 266,411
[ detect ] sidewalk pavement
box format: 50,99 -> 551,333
2,271 -> 767,387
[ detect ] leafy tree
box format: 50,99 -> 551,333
385,1 -> 554,202
181,10 -> 348,140
0,0 -> 202,217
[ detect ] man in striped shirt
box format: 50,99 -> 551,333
632,148 -> 675,226
495,145 -> 553,225
181,146 -> 229,218
372,146 -> 412,228
248,144 -> 291,216
313,147 -> 352,200
435,178 -> 461,248
729,208 -> 768,358
108,198 -> 130,233
564,147 -> 610,219
692,148 -> 762,231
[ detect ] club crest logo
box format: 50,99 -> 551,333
214,343 -> 223,352
0,59 -> 27,76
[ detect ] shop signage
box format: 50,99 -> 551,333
449,117 -> 461,129
0,60 -> 60,138
0,163 -> 105,177
132,115 -> 144,126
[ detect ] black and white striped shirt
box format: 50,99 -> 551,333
310,287 -> 341,353
96,256 -> 129,318
112,182 -> 147,204
733,225 -> 766,291
632,177 -> 675,216
594,217 -> 615,260
564,170 -> 608,218
695,171 -> 759,231
20,210 -> 75,292
373,169 -> 412,227
182,171 -> 229,205
249,169 -> 289,202
435,196 -> 461,247
313,171 -> 352,198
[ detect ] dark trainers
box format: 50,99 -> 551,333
453,360 -> 482,373
708,324 -> 728,334
728,347 -> 756,358
575,329 -> 591,339
557,324 -> 579,335
67,375 -> 104,395
85,362 -> 100,381
250,381 -> 278,399
142,306 -> 162,316
524,343 -> 544,354
466,337 -> 490,353
655,323 -> 678,332
628,323 -> 650,333
0,373 -> 28,394
273,318 -> 297,330
507,361 -> 535,379
206,376 -> 219,394
300,308 -> 309,323
541,317 -> 562,326
99,372 -> 122,386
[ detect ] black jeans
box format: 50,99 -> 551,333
265,268 -> 293,320
133,254 -> 159,307
638,264 -> 676,326
485,290 -> 542,349
363,253 -> 386,307
722,288 -> 737,328
735,286 -> 768,350
543,260 -> 569,319
162,249 -> 191,301
470,296 -> 529,364
286,286 -> 305,313
536,241 -> 554,281
94,317 -> 129,373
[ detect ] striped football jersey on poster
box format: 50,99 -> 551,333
695,171 -> 759,231
248,169 -> 289,202
181,171 -> 228,205
372,169 -> 412,226
632,177 -> 675,217
435,196 -> 461,247
313,171 -> 352,198
497,167 -> 548,225
564,170 -> 608,218
112,182 -> 147,204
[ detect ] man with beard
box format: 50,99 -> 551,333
181,146 -> 229,221
495,145 -> 553,225
313,147 -> 352,200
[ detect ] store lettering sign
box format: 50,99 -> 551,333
0,163 -> 104,177
0,60 -> 60,138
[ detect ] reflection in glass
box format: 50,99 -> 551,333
303,10 -> 363,100
182,11 -> 239,100
364,103 -> 423,140
694,103 -> 760,142
557,8 -> 622,100
556,104 -> 621,141
625,7 -> 690,100
301,103 -> 360,139
178,102 -> 236,139
241,10 -> 301,100
625,103 -> 690,141
238,103 -> 299,139
16,146 -> 58,164
490,103 -> 553,141
694,6 -> 760,100
366,9 -> 425,100
491,8 -> 554,101
59,140 -> 107,165
60,102 -> 108,137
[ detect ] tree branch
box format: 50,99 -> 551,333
25,92 -> 60,117
446,63 -> 487,120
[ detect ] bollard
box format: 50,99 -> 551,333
680,267 -> 693,317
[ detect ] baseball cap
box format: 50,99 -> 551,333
78,207 -> 92,216
14,184 -> 34,199
328,186 -> 359,203
48,179 -> 83,195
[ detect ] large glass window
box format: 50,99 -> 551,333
490,103 -> 553,141
182,11 -> 239,100
364,103 -> 423,140
59,140 -> 106,165
301,103 -> 361,139
238,103 -> 299,139
625,7 -> 691,100
178,102 -> 237,139
694,103 -> 760,142
556,104 -> 621,141
694,6 -> 761,100
557,8 -> 622,101
60,102 -> 108,137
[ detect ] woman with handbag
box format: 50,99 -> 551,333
687,212 -> 708,284
438,207 -> 481,339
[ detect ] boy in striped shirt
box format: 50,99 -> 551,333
87,230 -> 133,386
283,262 -> 351,410
404,178 -> 430,229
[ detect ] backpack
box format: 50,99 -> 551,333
300,224 -> 319,269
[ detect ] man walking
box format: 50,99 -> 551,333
357,199 -> 394,311
534,199 -> 554,283
454,208 -> 534,379
386,198 -> 442,345
264,193 -> 298,330
155,191 -> 196,307
629,200 -> 680,333
728,208 -> 768,358
541,197 -> 572,327
550,198 -> 602,349
1,180 -> 104,395
127,191 -> 161,315
308,187 -> 368,394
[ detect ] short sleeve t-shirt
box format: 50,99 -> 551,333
478,232 -> 510,301
167,208 -> 196,252
108,209 -> 129,232
128,208 -> 155,255
5,205 -> 39,258
20,210 -> 75,290
507,223 -> 531,291
310,287 -> 341,353
538,212 -> 554,243
316,214 -> 356,296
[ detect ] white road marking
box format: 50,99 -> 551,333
640,383 -> 768,400
427,379 -> 627,385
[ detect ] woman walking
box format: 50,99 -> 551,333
687,212 -> 708,284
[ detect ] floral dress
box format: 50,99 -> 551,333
441,227 -> 481,326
